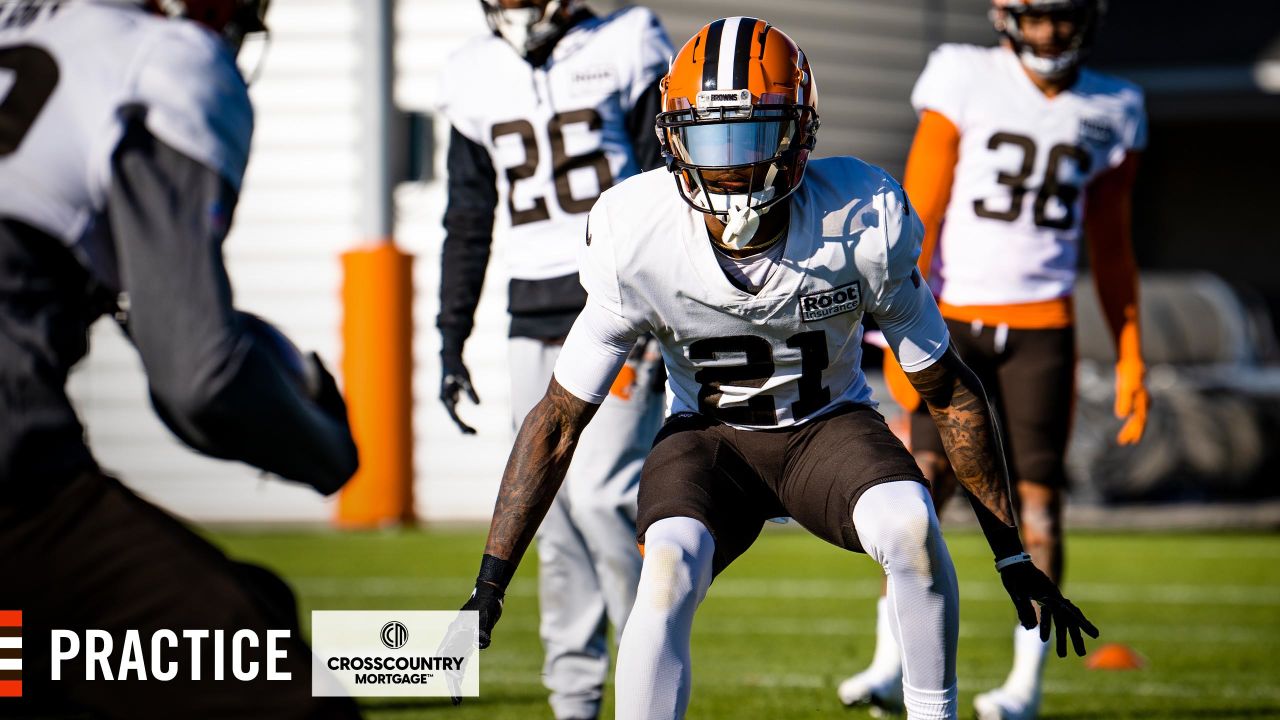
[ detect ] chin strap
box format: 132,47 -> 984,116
721,203 -> 763,250
718,163 -> 781,250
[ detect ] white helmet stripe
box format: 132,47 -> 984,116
716,16 -> 742,90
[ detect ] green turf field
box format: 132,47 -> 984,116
211,527 -> 1280,719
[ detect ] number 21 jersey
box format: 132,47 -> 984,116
913,44 -> 1146,307
562,157 -> 951,429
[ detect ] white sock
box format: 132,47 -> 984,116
868,596 -> 903,678
903,681 -> 958,720
853,482 -> 959,701
1003,624 -> 1048,697
614,517 -> 714,720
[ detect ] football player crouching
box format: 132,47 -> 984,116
454,17 -> 1098,720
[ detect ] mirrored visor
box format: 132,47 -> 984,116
670,119 -> 797,167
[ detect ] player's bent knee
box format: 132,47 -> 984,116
853,481 -> 942,573
636,517 -> 714,613
637,543 -> 694,612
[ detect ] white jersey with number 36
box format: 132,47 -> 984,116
913,44 -> 1146,307
554,157 -> 952,429
0,1 -> 251,290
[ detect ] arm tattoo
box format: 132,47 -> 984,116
484,378 -> 599,566
908,344 -> 1019,538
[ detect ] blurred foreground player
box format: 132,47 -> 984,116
838,1 -> 1146,718
0,1 -> 360,717
454,18 -> 1097,720
436,2 -> 670,717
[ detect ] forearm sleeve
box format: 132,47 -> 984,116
108,113 -> 357,494
438,126 -> 498,356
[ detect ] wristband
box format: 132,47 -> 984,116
477,553 -> 514,590
995,552 -> 1033,571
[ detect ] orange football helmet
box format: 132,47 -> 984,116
656,17 -> 818,231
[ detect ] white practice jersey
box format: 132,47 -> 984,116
555,157 -> 951,429
912,44 -> 1146,306
438,6 -> 672,281
0,0 -> 251,290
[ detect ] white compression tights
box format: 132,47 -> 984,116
855,481 -> 960,720
614,482 -> 958,720
614,516 -> 714,720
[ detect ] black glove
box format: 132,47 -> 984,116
440,353 -> 480,434
442,555 -> 512,706
997,553 -> 1099,657
463,581 -> 504,650
437,583 -> 503,706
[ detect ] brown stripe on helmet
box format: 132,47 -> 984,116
0,670 -> 20,681
730,18 -> 757,90
701,18 -> 725,90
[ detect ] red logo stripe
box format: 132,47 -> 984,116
0,612 -> 20,697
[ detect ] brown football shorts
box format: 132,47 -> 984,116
911,319 -> 1075,488
637,403 -> 926,576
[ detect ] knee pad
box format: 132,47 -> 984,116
636,516 -> 714,612
853,482 -> 942,574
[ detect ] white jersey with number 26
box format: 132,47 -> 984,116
553,157 -> 952,430
438,7 -> 672,283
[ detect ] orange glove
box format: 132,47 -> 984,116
1113,322 -> 1148,445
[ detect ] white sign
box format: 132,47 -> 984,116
310,611 -> 479,698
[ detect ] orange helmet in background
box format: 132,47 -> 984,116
656,17 -> 818,246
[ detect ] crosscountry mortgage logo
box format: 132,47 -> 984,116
312,611 -> 478,698
380,622 -> 408,650
0,611 -> 20,697
800,281 -> 861,322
